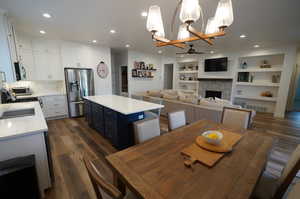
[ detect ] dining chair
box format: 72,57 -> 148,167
253,144 -> 300,199
286,182 -> 300,199
287,180 -> 300,199
133,116 -> 161,144
144,97 -> 163,117
168,110 -> 187,131
120,93 -> 129,97
221,107 -> 252,130
131,94 -> 144,101
83,157 -> 137,199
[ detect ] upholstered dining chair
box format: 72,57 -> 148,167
253,144 -> 300,199
83,157 -> 138,199
131,94 -> 144,101
133,116 -> 161,144
168,110 -> 187,131
144,97 -> 163,117
221,107 -> 252,130
287,180 -> 300,199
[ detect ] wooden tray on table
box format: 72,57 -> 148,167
181,130 -> 243,167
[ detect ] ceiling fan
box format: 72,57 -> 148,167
176,44 -> 205,55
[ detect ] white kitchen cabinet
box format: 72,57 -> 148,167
0,132 -> 51,198
0,12 -> 14,82
15,33 -> 64,81
39,95 -> 68,119
33,50 -> 63,80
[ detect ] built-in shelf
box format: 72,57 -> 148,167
236,82 -> 280,87
235,95 -> 277,102
178,70 -> 198,74
179,80 -> 198,83
177,89 -> 197,92
237,67 -> 282,73
198,76 -> 234,81
132,76 -> 154,79
134,69 -> 157,71
177,61 -> 198,64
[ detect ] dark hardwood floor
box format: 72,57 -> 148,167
44,112 -> 300,199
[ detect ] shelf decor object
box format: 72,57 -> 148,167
241,61 -> 247,69
146,0 -> 234,49
260,60 -> 271,69
132,61 -> 156,78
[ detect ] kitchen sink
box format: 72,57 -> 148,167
0,108 -> 35,120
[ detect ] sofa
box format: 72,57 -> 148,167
133,89 -> 256,125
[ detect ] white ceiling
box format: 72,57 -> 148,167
0,0 -> 300,56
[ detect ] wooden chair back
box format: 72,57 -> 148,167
168,110 -> 186,131
221,107 -> 252,130
273,145 -> 300,199
287,181 -> 300,199
83,157 -> 122,199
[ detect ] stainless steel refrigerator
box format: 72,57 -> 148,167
64,68 -> 94,117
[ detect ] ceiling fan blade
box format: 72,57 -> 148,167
193,52 -> 205,54
176,52 -> 188,54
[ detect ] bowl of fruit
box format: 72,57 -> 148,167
202,131 -> 223,145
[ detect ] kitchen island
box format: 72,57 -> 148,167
84,95 -> 164,150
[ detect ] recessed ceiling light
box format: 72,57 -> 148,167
92,40 -> 97,43
39,30 -> 46,34
110,29 -> 116,34
158,50 -> 162,54
240,34 -> 247,38
125,44 -> 130,48
43,13 -> 51,18
254,44 -> 260,48
141,12 -> 148,17
210,50 -> 215,54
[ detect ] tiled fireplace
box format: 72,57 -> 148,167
205,90 -> 222,99
198,78 -> 233,100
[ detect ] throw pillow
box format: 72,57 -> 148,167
163,93 -> 179,100
147,90 -> 163,98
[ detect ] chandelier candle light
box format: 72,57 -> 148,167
146,0 -> 234,48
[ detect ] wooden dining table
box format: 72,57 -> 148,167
106,120 -> 274,199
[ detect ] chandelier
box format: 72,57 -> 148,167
146,0 -> 234,49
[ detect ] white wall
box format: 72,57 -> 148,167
0,10 -> 14,82
127,50 -> 175,95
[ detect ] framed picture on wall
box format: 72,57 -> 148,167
132,69 -> 137,77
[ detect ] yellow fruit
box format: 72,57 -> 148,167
207,133 -> 219,140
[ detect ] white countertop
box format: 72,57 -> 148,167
0,102 -> 48,140
84,95 -> 164,115
16,92 -> 65,99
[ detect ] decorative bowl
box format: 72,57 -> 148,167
202,131 -> 223,145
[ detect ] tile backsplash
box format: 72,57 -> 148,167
5,80 -> 65,94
